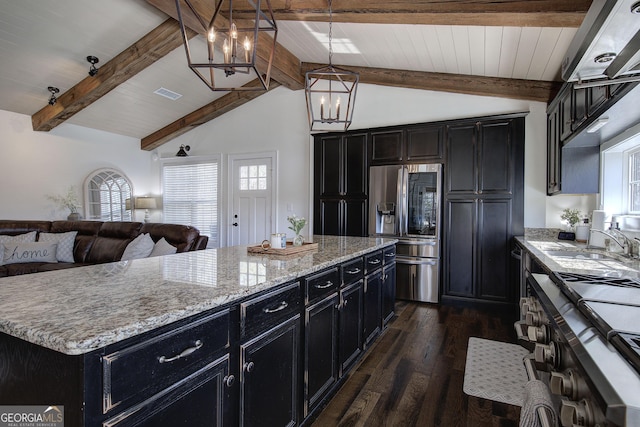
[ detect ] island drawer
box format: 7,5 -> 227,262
101,309 -> 230,415
341,257 -> 364,285
240,281 -> 301,340
383,246 -> 396,264
364,250 -> 383,274
305,267 -> 339,304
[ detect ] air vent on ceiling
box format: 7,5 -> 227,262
153,87 -> 182,100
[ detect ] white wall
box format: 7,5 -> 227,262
0,83 -> 596,232
0,110 -> 157,221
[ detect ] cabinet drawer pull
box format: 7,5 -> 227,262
385,253 -> 395,257
368,259 -> 381,265
158,340 -> 203,363
315,281 -> 334,289
224,375 -> 235,387
263,301 -> 288,314
244,361 -> 255,373
346,268 -> 361,274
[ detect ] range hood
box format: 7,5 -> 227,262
562,0 -> 640,82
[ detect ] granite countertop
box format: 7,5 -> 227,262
0,235 -> 396,355
516,229 -> 640,280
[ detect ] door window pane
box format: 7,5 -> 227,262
239,164 -> 268,191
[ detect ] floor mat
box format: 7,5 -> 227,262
463,337 -> 529,406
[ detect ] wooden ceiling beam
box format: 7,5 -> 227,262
31,19 -> 195,132
141,79 -> 281,151
193,0 -> 591,27
301,62 -> 562,103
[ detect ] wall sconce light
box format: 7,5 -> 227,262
48,86 -> 59,105
134,197 -> 157,223
87,56 -> 99,76
176,144 -> 190,157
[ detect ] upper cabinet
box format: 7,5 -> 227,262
369,124 -> 443,165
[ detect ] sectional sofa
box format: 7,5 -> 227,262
0,220 -> 208,277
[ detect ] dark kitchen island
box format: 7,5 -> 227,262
0,235 -> 396,427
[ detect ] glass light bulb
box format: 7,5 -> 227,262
244,37 -> 251,51
207,29 -> 215,43
231,23 -> 237,39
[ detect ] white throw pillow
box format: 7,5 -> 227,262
121,233 -> 155,261
0,232 -> 39,265
149,237 -> 177,257
2,242 -> 58,265
0,231 -> 37,244
39,231 -> 78,263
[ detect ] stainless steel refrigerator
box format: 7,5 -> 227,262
368,164 -> 442,303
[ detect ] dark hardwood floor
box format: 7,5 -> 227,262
311,301 -> 522,427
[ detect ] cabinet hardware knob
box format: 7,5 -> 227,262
315,281 -> 333,289
346,268 -> 361,274
263,301 -> 288,314
244,361 -> 255,373
158,340 -> 203,363
224,375 -> 235,387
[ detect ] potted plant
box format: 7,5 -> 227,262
287,214 -> 307,246
560,208 -> 582,231
47,186 -> 82,220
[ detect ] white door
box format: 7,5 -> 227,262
228,153 -> 276,246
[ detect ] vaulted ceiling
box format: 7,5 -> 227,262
0,1 -> 591,150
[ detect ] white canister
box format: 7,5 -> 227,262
575,224 -> 590,242
271,233 -> 286,249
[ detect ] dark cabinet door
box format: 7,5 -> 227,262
338,280 -> 363,376
315,200 -> 341,236
477,199 -> 512,302
547,105 -> 561,195
478,121 -> 512,194
363,270 -> 382,349
106,355 -> 233,427
573,87 -> 588,131
406,124 -> 443,162
446,124 -> 477,194
381,261 -> 396,327
587,85 -> 608,116
240,316 -> 300,427
343,200 -> 367,236
344,134 -> 368,197
370,129 -> 403,164
559,89 -> 573,141
304,293 -> 339,417
314,135 -> 342,197
443,199 -> 475,298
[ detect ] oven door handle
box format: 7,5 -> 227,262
523,355 -> 555,427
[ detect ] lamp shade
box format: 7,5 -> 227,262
135,197 -> 157,210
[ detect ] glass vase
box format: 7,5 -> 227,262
293,234 -> 304,246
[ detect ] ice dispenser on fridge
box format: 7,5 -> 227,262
376,203 -> 396,235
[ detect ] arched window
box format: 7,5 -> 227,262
84,169 -> 134,221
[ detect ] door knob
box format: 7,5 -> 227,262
232,222 -> 238,227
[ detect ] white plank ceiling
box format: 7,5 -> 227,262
0,0 -> 577,140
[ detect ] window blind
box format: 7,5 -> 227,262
162,160 -> 218,247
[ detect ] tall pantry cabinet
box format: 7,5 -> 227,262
443,115 -> 525,304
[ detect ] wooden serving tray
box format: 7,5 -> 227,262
247,241 -> 318,256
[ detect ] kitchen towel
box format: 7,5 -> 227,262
519,379 -> 558,427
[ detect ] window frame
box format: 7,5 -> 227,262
627,146 -> 640,214
83,168 -> 134,222
161,155 -> 221,248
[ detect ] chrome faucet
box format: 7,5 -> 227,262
587,229 -> 632,257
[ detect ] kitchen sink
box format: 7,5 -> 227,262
544,250 -> 616,261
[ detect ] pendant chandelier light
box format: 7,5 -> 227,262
175,0 -> 277,91
305,0 -> 359,132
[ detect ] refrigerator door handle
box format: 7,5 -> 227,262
396,167 -> 404,236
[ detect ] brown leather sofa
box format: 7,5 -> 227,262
0,220 -> 208,277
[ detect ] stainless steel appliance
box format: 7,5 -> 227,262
368,164 -> 442,303
518,271 -> 640,426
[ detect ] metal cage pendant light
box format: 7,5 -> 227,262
175,0 -> 277,91
305,0 -> 359,132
